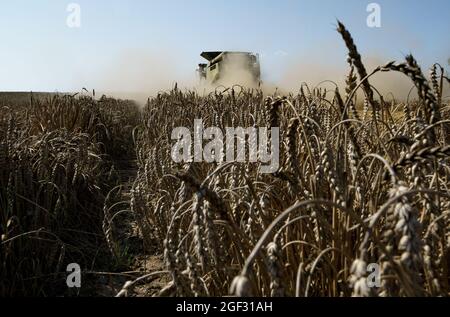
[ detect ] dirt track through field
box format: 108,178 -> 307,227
92,158 -> 168,297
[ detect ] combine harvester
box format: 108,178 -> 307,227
197,51 -> 261,87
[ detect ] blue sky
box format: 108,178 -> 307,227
0,0 -> 449,92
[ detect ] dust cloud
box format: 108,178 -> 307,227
209,53 -> 260,88
91,49 -> 196,105
90,49 -> 448,104
277,54 -> 422,101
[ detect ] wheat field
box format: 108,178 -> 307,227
1,22 -> 450,297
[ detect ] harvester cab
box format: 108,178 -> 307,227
197,51 -> 261,86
